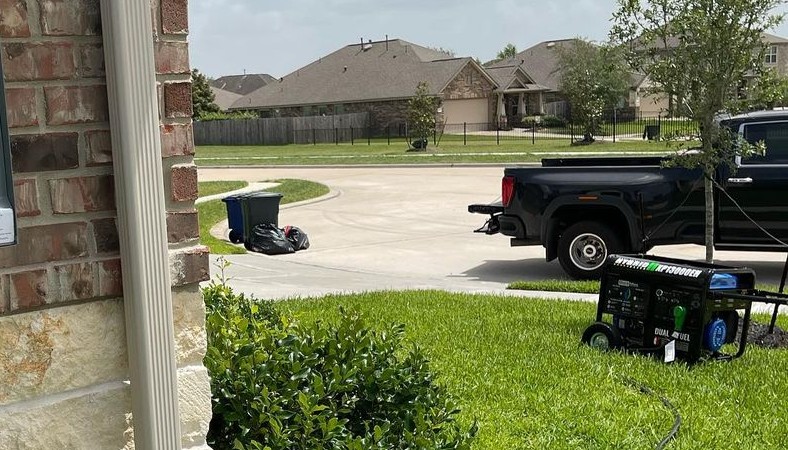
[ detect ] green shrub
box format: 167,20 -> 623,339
198,111 -> 258,121
203,280 -> 476,450
541,114 -> 568,128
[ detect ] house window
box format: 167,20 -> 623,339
465,72 -> 474,85
302,105 -> 313,116
765,45 -> 778,64
334,104 -> 345,114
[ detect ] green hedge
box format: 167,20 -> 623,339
203,279 -> 476,450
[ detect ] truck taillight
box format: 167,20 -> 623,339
502,176 -> 515,207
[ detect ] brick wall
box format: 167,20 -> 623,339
0,1 -> 210,448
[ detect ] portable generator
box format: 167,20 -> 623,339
582,254 -> 758,364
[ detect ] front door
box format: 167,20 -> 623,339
716,120 -> 788,249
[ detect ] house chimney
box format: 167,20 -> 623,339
360,37 -> 364,46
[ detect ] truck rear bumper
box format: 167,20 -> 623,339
499,215 -> 526,238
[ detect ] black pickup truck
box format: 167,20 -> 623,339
469,110 -> 788,279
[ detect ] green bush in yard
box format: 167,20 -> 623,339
203,280 -> 476,450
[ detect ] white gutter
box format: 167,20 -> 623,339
100,1 -> 182,449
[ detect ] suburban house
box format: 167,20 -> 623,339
211,72 -> 277,95
210,73 -> 277,111
0,1 -> 210,448
230,38 -> 499,132
627,32 -> 788,115
485,39 -> 580,120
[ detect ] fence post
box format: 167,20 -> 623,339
313,128 -> 316,145
351,126 -> 354,145
532,122 -> 535,145
335,128 -> 338,145
387,125 -> 390,145
433,128 -> 437,146
570,123 -> 574,143
368,122 -> 371,146
496,121 -> 500,145
613,109 -> 617,144
463,122 -> 467,146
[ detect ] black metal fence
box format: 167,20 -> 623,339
196,111 -> 699,146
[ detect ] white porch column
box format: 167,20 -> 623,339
518,93 -> 526,116
497,93 -> 505,118
537,92 -> 545,114
100,1 -> 182,448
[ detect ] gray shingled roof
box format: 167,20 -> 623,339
211,73 -> 277,96
210,87 -> 243,111
232,39 -> 486,110
487,39 -> 580,91
763,32 -> 788,44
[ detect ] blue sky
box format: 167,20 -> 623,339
189,0 -> 788,79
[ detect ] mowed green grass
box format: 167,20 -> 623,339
197,179 -> 329,254
195,139 -> 692,166
282,291 -> 788,450
197,180 -> 247,197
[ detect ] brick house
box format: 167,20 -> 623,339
0,1 -> 211,448
231,38 -> 499,132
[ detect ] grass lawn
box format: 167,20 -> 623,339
197,179 -> 329,254
195,139 -> 693,166
282,290 -> 788,450
198,180 -> 247,197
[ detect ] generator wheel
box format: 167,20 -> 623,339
582,322 -> 622,351
558,221 -> 622,279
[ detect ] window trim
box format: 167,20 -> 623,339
765,45 -> 778,64
736,119 -> 788,166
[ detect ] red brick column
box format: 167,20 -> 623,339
0,0 -> 120,312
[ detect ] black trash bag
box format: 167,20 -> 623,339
283,225 -> 310,251
245,223 -> 295,255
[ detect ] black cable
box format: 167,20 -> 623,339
622,377 -> 681,450
642,179 -> 704,246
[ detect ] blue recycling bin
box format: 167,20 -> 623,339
222,195 -> 246,243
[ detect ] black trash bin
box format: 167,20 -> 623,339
240,192 -> 283,244
643,124 -> 660,140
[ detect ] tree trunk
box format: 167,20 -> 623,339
704,174 -> 714,263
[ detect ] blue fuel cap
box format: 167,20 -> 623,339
704,319 -> 727,352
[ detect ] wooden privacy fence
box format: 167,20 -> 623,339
194,112 -> 369,146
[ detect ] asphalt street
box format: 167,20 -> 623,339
199,166 -> 788,307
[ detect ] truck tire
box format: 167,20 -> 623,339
558,221 -> 622,279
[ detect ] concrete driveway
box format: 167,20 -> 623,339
199,166 -> 788,301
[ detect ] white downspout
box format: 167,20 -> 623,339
100,1 -> 182,449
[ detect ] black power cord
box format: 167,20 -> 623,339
622,377 -> 682,450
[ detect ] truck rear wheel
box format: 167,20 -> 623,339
558,221 -> 622,279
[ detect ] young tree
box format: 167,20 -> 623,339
407,81 -> 437,149
750,67 -> 788,109
496,43 -> 518,61
192,68 -> 220,119
556,40 -> 631,142
611,0 -> 784,262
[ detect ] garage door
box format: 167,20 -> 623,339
442,98 -> 489,125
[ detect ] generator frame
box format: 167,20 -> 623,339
584,254 -> 788,364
